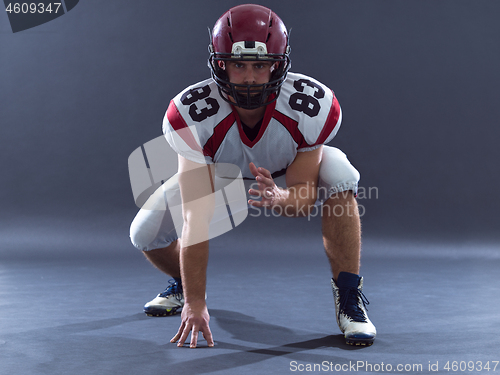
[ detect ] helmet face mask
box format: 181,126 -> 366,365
208,53 -> 291,109
208,4 -> 291,110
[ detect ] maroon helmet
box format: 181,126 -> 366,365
208,4 -> 291,109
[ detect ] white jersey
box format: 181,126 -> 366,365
163,72 -> 342,179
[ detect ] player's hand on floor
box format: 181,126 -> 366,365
248,162 -> 282,208
170,300 -> 214,348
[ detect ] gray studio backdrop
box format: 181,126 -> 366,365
1,0 -> 499,258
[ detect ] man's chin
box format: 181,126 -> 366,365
226,91 -> 265,107
235,91 -> 261,98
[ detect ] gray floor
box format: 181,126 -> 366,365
1,214 -> 499,375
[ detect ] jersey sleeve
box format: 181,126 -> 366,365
162,79 -> 231,165
275,73 -> 342,152
298,91 -> 342,152
163,99 -> 212,165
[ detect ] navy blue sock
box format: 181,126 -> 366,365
336,272 -> 361,289
173,277 -> 182,290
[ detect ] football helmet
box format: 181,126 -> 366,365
208,4 -> 291,109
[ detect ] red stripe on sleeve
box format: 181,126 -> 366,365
315,91 -> 341,145
166,100 -> 204,154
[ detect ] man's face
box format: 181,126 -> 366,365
224,60 -> 274,89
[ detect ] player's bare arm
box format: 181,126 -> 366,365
248,146 -> 323,217
170,155 -> 215,348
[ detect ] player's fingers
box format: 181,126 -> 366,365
256,175 -> 272,187
248,162 -> 258,176
177,323 -> 192,347
256,180 -> 269,193
170,321 -> 185,343
258,167 -> 272,178
248,188 -> 261,197
202,326 -> 215,347
249,188 -> 270,200
248,199 -> 264,207
249,198 -> 271,208
190,328 -> 199,348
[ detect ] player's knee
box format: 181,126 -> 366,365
318,147 -> 360,198
130,216 -> 154,251
130,227 -> 177,252
129,210 -> 177,252
130,231 -> 149,252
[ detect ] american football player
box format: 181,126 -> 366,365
130,4 -> 376,348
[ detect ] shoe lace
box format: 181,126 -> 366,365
338,287 -> 370,323
159,279 -> 183,300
